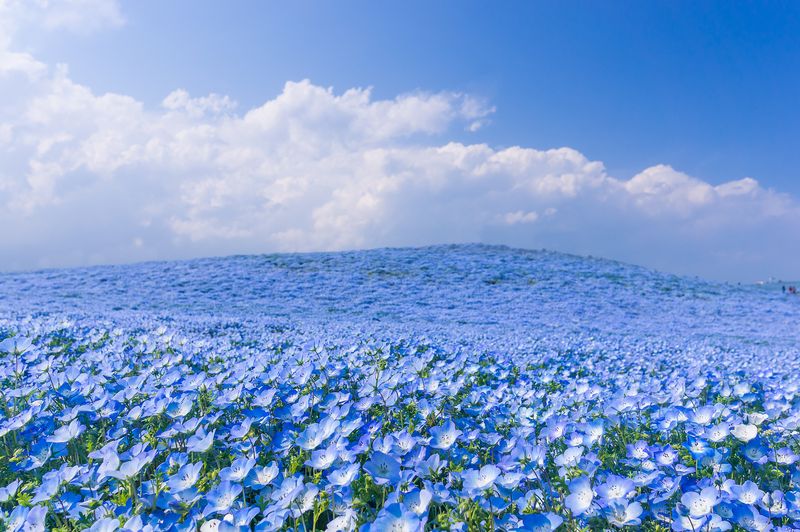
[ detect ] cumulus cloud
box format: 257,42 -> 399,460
0,0 -> 124,39
0,3 -> 797,280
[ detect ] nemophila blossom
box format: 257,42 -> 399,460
364,451 -> 402,485
734,505 -> 772,531
684,436 -> 712,460
626,440 -> 651,461
219,457 -> 256,482
31,473 -> 60,504
731,423 -> 758,442
706,422 -> 731,443
653,445 -> 679,467
46,419 -> 85,443
325,508 -> 358,531
364,503 -> 423,532
496,471 -> 524,491
605,500 -> 643,527
690,406 -> 716,425
187,427 -> 216,453
542,417 -> 568,441
731,480 -> 765,505
296,417 -> 339,450
554,445 -> 583,469
517,512 -> 564,531
87,517 -> 120,532
774,447 -> 799,465
580,420 -> 604,446
109,448 -> 156,479
166,396 -> 194,418
680,487 -> 719,518
595,475 -> 635,502
761,490 -> 789,517
404,488 -> 432,516
7,504 -> 48,532
228,418 -> 252,440
328,463 -> 360,486
167,462 -> 203,492
429,420 -> 462,450
0,336 -> 32,354
415,454 -> 446,478
270,476 -> 304,509
461,464 -> 500,492
0,480 -> 21,503
203,481 -> 242,516
245,462 -> 280,490
564,476 -> 594,516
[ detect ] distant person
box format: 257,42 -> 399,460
783,285 -> 787,293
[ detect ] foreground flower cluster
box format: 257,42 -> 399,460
0,245 -> 798,531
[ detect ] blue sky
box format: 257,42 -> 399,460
1,1 -> 799,280
33,1 -> 800,194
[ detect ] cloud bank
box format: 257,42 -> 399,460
0,1 -> 798,280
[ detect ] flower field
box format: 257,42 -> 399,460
1,245 -> 799,531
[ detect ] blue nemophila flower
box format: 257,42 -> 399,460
404,488 -> 432,516
415,453 -> 446,479
7,504 -> 48,532
203,481 -> 242,516
325,508 -> 358,531
733,504 -> 772,531
364,451 -> 402,485
31,472 -> 60,504
705,422 -> 730,443
680,487 -> 719,518
296,416 -> 339,450
554,445 -> 583,470
461,464 -> 500,492
605,500 -> 643,527
774,447 -> 799,465
762,490 -> 789,517
328,463 -> 360,487
564,476 -> 594,516
270,475 -> 304,509
0,480 -> 21,502
429,420 -> 462,450
731,423 -> 758,442
671,509 -> 709,532
742,438 -> 770,465
730,480 -> 765,505
245,462 -> 280,490
167,462 -> 203,492
305,443 -> 338,470
0,336 -> 32,354
87,517 -> 120,532
653,445 -> 679,467
228,418 -> 253,440
219,457 -> 255,482
187,427 -> 215,453
365,503 -> 423,532
166,396 -> 194,418
689,406 -> 716,425
518,513 -> 564,531
109,448 -> 156,479
595,475 -> 634,502
46,418 -> 85,443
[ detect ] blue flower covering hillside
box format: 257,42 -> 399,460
0,245 -> 798,531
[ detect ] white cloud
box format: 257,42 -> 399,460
0,6 -> 798,280
503,211 -> 539,225
0,0 -> 124,40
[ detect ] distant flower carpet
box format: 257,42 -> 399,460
0,245 -> 799,531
